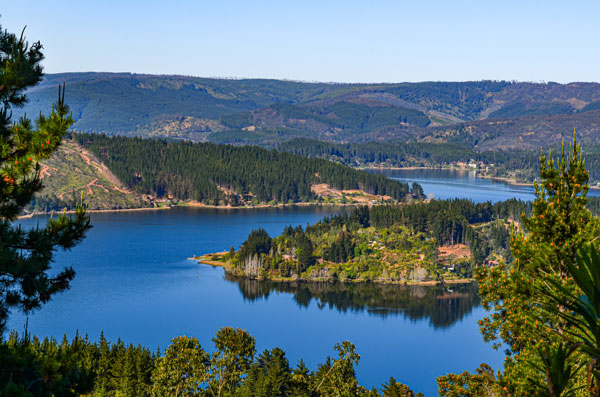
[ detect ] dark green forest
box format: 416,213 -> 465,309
73,133 -> 416,205
1,328 -> 422,396
221,101 -> 431,131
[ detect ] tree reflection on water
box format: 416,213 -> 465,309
224,274 -> 480,329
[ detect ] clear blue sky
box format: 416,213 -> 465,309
2,0 -> 598,83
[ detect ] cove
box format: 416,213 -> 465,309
373,168 -> 600,203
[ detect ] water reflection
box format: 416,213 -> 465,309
225,274 -> 480,329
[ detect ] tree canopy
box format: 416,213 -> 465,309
0,25 -> 90,336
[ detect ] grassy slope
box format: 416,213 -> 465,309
28,141 -> 150,212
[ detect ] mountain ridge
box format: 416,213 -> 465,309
17,73 -> 600,150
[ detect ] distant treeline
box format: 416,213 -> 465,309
278,138 -> 600,183
73,134 -> 416,205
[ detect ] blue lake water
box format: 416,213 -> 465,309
7,169 -> 559,395
374,168 -> 600,202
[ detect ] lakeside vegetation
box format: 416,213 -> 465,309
26,141 -> 152,213
436,138 -> 600,396
72,133 -> 419,207
198,199 -> 529,284
279,137 -> 600,185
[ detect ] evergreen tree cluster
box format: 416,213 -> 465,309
322,231 -> 355,263
238,228 -> 273,263
311,198 -> 528,261
72,133 -> 414,205
1,328 -> 422,396
1,331 -> 153,396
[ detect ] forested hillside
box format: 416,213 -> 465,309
73,133 -> 417,206
16,73 -> 342,139
17,73 -> 600,152
279,138 -> 600,184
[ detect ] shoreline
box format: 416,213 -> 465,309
361,165 -> 600,190
17,206 -> 171,219
475,174 -> 533,187
193,255 -> 474,287
18,199 -> 394,218
359,166 -> 447,171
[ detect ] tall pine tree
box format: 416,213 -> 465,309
0,24 -> 91,335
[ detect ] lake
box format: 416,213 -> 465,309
373,168 -> 600,202
7,170 -> 548,395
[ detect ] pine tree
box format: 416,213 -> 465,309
238,347 -> 291,396
0,24 -> 91,335
381,376 -> 423,396
289,359 -> 311,396
442,134 -> 600,395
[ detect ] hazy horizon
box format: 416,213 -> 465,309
37,70 -> 600,85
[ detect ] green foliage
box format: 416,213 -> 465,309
151,336 -> 209,396
238,228 -> 272,263
0,25 -> 91,335
208,327 -> 256,396
489,101 -> 573,119
312,341 -> 361,396
238,347 -> 291,396
258,100 -> 431,133
25,140 -> 151,212
323,230 -> 355,263
531,244 -> 600,395
440,135 -> 600,396
226,199 -> 526,284
0,328 -> 424,396
526,342 -> 584,396
381,377 -> 424,396
0,331 -> 154,397
437,363 -> 499,396
73,133 -> 413,204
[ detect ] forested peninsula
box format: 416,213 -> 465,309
47,133 -> 421,210
196,198 -> 529,285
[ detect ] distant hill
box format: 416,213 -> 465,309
17,73 -> 600,150
16,73 -> 342,139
